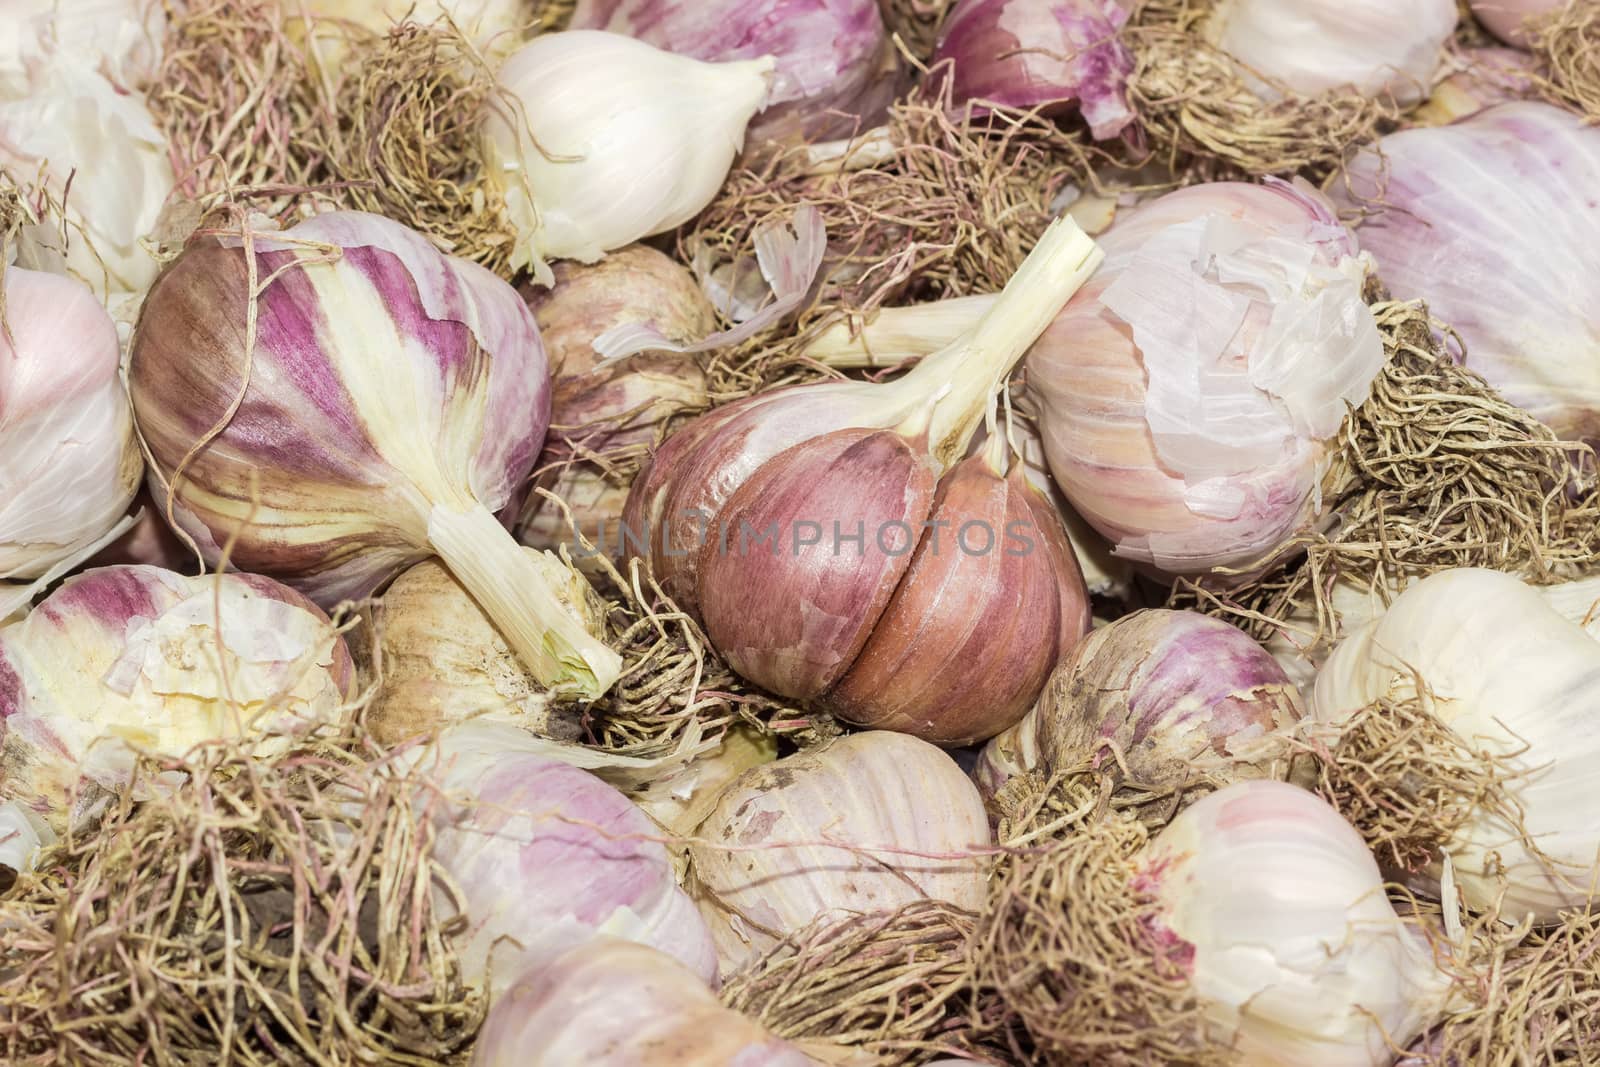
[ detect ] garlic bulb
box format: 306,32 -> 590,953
1469,0 -> 1563,46
0,566 -> 355,860
1412,46 -> 1538,125
1334,103 -> 1600,445
366,553 -> 605,745
0,58 -> 173,310
128,211 -> 623,699
1313,568 -> 1600,922
1139,780 -> 1453,1064
930,0 -> 1137,140
87,488 -> 190,572
635,725 -> 778,838
517,247 -> 712,555
473,938 -> 818,1066
1204,0 -> 1457,105
0,0 -> 166,92
0,268 -> 141,587
484,31 -> 775,284
568,0 -> 892,144
689,731 -> 990,973
421,722 -> 719,993
976,609 -> 1304,799
624,217 -> 1100,741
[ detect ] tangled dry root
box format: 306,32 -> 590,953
0,728 -> 483,1065
877,0 -> 957,60
973,809 -> 1226,1066
690,96 -> 1096,402
719,900 -> 1010,1065
1173,293 -> 1599,655
1125,0 -> 1399,180
1309,691 -> 1535,878
1532,0 -> 1600,120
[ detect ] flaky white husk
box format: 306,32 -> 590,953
0,268 -> 141,584
0,567 -> 354,851
1142,780 -> 1454,1065
0,0 -> 166,92
1313,568 -> 1600,922
688,731 -> 991,974
484,31 -> 774,284
1204,0 -> 1457,105
0,56 -> 173,315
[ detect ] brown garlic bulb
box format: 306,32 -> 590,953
519,246 -> 712,556
365,550 -> 605,745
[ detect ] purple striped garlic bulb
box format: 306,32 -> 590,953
930,0 -> 1137,141
689,731 -> 990,973
128,211 -> 622,698
421,722 -> 719,993
1,268 -> 141,601
1334,103 -> 1600,445
472,939 -> 818,1067
568,0 -> 892,144
0,565 -> 355,864
975,609 -> 1304,800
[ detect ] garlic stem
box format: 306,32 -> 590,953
899,217 -> 1101,467
427,504 -> 622,699
803,294 -> 993,368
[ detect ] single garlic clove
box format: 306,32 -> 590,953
827,452 -> 1087,745
696,428 -> 938,700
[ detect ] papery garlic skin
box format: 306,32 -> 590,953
0,58 -> 173,309
1204,0 -> 1456,105
1412,46 -> 1538,125
569,0 -> 891,144
0,268 -> 141,583
0,0 -> 166,92
931,0 -> 1136,140
1141,780 -> 1452,1065
689,731 -> 990,973
1028,180 -> 1383,579
976,609 -> 1303,798
1335,103 -> 1600,445
472,939 -> 817,1067
421,724 -> 719,993
484,31 -> 774,284
367,553 -> 603,745
0,566 -> 355,844
1313,568 -> 1600,922
1469,0 -> 1562,46
129,211 -> 622,698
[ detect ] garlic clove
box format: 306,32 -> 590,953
827,451 -> 1083,745
696,428 -> 939,700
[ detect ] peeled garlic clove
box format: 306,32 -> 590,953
484,31 -> 775,284
423,724 -> 719,993
1333,104 -> 1600,446
1140,780 -> 1454,1063
977,609 -> 1303,799
828,449 -> 1089,745
0,268 -> 141,583
697,429 -> 938,700
366,551 -> 604,746
472,938 -> 816,1066
1204,0 -> 1457,105
930,0 -> 1136,140
1469,0 -> 1563,46
129,211 -> 622,699
689,731 -> 990,973
0,566 -> 355,856
569,0 -> 892,144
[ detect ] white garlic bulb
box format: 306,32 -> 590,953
0,268 -> 141,588
689,731 -> 991,973
1205,0 -> 1457,105
1313,568 -> 1600,923
1142,780 -> 1454,1065
0,58 -> 173,311
0,0 -> 166,92
483,30 -> 774,285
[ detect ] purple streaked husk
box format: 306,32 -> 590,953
568,0 -> 894,143
975,609 -> 1303,799
929,0 -> 1136,140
